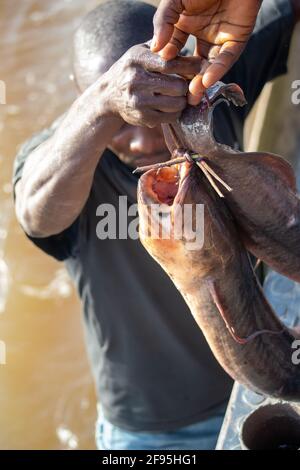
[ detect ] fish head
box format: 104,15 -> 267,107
137,162 -> 234,286
162,82 -> 247,155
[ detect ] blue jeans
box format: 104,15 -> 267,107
95,404 -> 226,450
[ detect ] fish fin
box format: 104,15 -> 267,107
243,152 -> 296,192
207,279 -> 284,345
206,82 -> 247,108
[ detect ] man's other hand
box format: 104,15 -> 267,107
151,0 -> 262,104
104,43 -> 202,128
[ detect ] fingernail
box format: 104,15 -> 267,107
189,76 -> 203,95
158,44 -> 177,61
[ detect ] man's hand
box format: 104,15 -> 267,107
103,43 -> 202,127
151,0 -> 262,104
15,44 -> 202,237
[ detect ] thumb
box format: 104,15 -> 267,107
151,0 -> 182,53
188,60 -> 210,105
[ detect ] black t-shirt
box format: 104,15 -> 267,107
13,0 -> 295,432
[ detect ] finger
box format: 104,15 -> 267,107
195,38 -> 218,60
188,60 -> 210,105
157,110 -> 183,124
144,110 -> 182,128
188,76 -> 206,105
139,51 -> 202,79
151,0 -> 182,53
150,94 -> 186,113
202,41 -> 244,89
158,27 -> 189,61
146,73 -> 188,97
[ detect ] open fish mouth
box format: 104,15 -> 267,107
137,162 -> 206,253
138,165 -> 185,207
151,167 -> 180,205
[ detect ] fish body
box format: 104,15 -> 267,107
162,82 -> 300,282
138,163 -> 300,400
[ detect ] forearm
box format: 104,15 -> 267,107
16,79 -> 122,237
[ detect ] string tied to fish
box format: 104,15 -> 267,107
133,149 -> 233,198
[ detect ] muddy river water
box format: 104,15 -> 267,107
0,0 -> 114,450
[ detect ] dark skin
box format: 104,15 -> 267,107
152,0 -> 263,104
107,44 -> 202,167
15,1 -> 300,238
15,44 -> 202,237
152,0 -> 300,103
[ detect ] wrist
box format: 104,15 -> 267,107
77,74 -> 124,133
89,72 -> 122,122
60,80 -> 123,164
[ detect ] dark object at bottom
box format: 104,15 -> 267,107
217,383 -> 300,450
242,403 -> 300,450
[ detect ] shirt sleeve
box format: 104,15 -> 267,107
224,0 -> 295,119
12,114 -> 80,262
